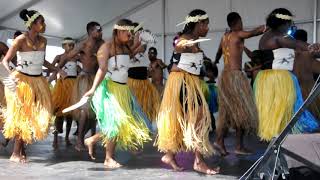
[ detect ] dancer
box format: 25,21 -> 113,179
214,12 -> 265,155
127,24 -> 160,122
293,29 -> 320,122
1,9 -> 66,162
83,19 -> 152,168
156,9 -> 219,175
148,47 -> 167,94
0,31 -> 23,148
59,22 -> 104,151
255,8 -> 320,141
51,37 -> 78,149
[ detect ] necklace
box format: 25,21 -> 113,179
26,32 -> 39,50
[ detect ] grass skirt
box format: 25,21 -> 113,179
128,78 -> 160,122
71,73 -> 95,120
254,70 -> 319,141
217,70 -> 258,133
3,71 -> 53,144
52,77 -> 76,117
91,78 -> 152,150
0,82 -> 5,129
155,72 -> 214,157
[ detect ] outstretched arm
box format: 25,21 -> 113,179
237,25 -> 266,39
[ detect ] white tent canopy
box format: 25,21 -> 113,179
0,0 -> 319,65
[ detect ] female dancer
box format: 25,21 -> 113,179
1,9 -> 66,162
83,19 -> 152,168
255,8 -> 320,141
156,9 -> 219,175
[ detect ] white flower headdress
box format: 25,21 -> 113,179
275,13 -> 293,20
113,24 -> 135,31
24,12 -> 41,28
176,14 -> 209,27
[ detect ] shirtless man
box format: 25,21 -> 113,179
148,47 -> 167,94
214,12 -> 266,155
59,21 -> 104,151
293,29 -> 320,121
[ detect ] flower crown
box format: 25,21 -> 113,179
275,13 -> 293,20
113,24 -> 135,31
62,39 -> 75,44
25,12 -> 41,28
176,14 -> 209,27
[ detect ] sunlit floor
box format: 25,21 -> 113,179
0,126 -> 267,180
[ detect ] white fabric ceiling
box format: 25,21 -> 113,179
0,0 -> 153,40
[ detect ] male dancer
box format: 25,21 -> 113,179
148,47 -> 167,94
214,12 -> 266,155
59,22 -> 104,151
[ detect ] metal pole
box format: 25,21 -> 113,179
313,0 -> 318,43
162,0 -> 166,62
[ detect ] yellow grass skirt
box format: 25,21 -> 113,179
254,70 -> 295,141
128,78 -> 160,122
3,71 -> 53,144
0,82 -> 6,129
52,77 -> 76,117
155,71 -> 214,157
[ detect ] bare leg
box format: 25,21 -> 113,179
73,121 -> 79,136
104,140 -> 122,169
161,151 -> 184,171
53,117 -> 63,149
193,151 -> 220,175
90,119 -> 96,136
234,128 -> 252,155
10,137 -> 23,163
65,116 -> 72,146
84,133 -> 101,160
20,142 -> 27,163
75,110 -> 87,151
214,127 -> 229,156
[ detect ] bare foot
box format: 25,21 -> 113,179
65,138 -> 72,146
104,158 -> 122,169
75,143 -> 86,152
161,154 -> 184,171
213,142 -> 229,156
84,139 -> 95,160
234,147 -> 253,155
9,154 -> 23,163
193,160 -> 220,175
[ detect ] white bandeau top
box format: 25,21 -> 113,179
16,51 -> 45,75
129,53 -> 149,68
272,48 -> 295,71
63,61 -> 77,77
107,54 -> 130,83
177,52 -> 203,75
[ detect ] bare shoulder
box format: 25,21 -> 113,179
38,35 -> 47,43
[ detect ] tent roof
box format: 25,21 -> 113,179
0,0 -> 155,40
